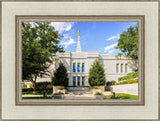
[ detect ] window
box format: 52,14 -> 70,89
73,77 -> 76,86
82,77 -> 85,86
116,64 -> 119,73
82,63 -> 85,72
121,64 -> 123,73
77,76 -> 80,86
125,64 -> 128,73
73,63 -> 76,72
77,63 -> 80,72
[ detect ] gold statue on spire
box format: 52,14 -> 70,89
78,29 -> 80,36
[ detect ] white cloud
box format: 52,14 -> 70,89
50,22 -> 74,33
61,34 -> 76,49
104,42 -> 117,52
106,49 -> 116,55
106,34 -> 120,41
61,38 -> 76,49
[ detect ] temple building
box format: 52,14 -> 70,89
37,30 -> 134,87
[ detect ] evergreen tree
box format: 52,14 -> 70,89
88,59 -> 106,86
52,62 -> 69,86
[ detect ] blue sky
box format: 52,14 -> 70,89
50,22 -> 138,55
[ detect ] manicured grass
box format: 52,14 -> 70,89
22,96 -> 52,99
22,91 -> 52,95
106,93 -> 138,99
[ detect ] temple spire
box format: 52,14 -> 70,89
76,29 -> 82,52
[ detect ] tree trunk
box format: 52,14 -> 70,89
32,81 -> 36,93
32,75 -> 37,93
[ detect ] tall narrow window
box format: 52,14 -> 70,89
125,64 -> 128,73
82,63 -> 85,72
73,63 -> 76,72
73,77 -> 76,86
121,64 -> 123,73
82,77 -> 85,86
77,63 -> 80,72
77,76 -> 80,86
116,64 -> 119,73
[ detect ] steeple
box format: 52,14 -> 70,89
76,29 -> 82,52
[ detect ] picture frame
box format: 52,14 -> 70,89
1,0 -> 159,120
16,15 -> 145,106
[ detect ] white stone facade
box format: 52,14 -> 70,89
37,32 -> 134,86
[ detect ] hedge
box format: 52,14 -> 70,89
106,80 -> 116,86
116,78 -> 138,85
118,71 -> 138,81
22,82 -> 52,92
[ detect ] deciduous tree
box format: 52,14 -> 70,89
22,22 -> 64,92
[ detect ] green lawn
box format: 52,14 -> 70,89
22,91 -> 52,95
106,93 -> 138,99
22,96 -> 52,99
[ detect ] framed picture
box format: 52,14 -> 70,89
1,0 -> 159,120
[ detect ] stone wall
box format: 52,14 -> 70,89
67,86 -> 89,91
53,86 -> 65,94
110,83 -> 138,95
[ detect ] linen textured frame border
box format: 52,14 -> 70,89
1,0 -> 159,121
15,15 -> 145,106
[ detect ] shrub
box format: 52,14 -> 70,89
106,80 -> 116,86
22,88 -> 33,92
116,78 -> 138,85
95,92 -> 103,95
52,62 -> 69,86
118,71 -> 138,81
88,59 -> 106,86
22,84 -> 27,89
36,81 -> 52,91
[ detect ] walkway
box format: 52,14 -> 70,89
22,91 -> 112,100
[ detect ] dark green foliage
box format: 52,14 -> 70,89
115,24 -> 138,60
106,80 -> 116,86
22,22 -> 64,92
22,88 -> 33,93
22,91 -> 52,95
88,59 -> 106,86
22,22 -> 64,80
52,62 -> 69,86
22,82 -> 52,92
22,97 -> 52,99
36,82 -> 52,91
118,71 -> 138,81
